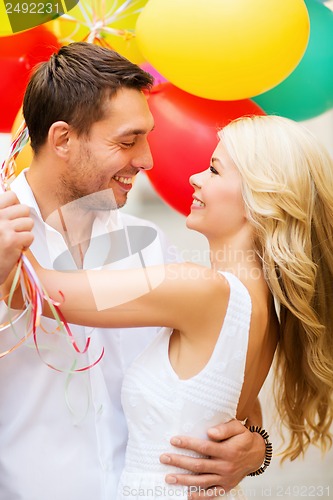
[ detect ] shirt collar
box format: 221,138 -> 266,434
11,169 -> 44,219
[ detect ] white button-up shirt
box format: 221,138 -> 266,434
0,171 -> 172,500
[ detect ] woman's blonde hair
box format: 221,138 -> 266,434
220,115 -> 333,460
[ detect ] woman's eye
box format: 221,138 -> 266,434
209,165 -> 219,175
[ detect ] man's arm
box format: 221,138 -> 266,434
160,399 -> 266,498
0,191 -> 34,285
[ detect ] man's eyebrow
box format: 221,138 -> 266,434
116,125 -> 155,137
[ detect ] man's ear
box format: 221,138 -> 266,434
48,121 -> 71,158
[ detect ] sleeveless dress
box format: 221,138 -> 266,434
117,272 -> 252,500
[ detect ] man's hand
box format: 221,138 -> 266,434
0,191 -> 34,286
160,419 -> 265,499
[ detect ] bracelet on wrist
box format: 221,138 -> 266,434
246,425 -> 272,476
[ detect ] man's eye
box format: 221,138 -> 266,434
121,142 -> 135,148
209,165 -> 219,175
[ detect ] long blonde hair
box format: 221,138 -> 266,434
221,115 -> 333,460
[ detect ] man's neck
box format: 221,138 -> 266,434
26,160 -> 62,221
25,165 -> 94,268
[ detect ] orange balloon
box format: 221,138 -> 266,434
11,108 -> 33,176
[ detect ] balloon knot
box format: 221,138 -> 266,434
89,20 -> 105,40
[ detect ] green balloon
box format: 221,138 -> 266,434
253,0 -> 333,121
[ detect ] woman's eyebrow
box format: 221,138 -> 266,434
211,157 -> 223,167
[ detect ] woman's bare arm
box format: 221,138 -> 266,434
7,251 -> 228,334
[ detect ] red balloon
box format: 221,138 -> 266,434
146,83 -> 265,216
0,26 -> 59,132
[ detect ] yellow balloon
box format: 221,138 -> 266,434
136,0 -> 310,100
11,108 -> 33,176
0,0 -> 61,37
0,0 -> 14,36
46,0 -> 147,63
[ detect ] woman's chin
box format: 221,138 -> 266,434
186,214 -> 200,232
185,214 -> 192,229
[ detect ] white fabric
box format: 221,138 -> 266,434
117,271 -> 252,500
0,171 -> 172,500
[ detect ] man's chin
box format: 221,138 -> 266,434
81,189 -> 128,210
114,195 -> 127,210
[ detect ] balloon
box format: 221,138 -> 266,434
46,0 -> 148,63
0,24 -> 59,63
0,0 -> 15,35
253,0 -> 333,121
140,62 -> 168,87
146,83 -> 265,216
0,26 -> 60,132
136,0 -> 310,101
0,0 -> 73,36
11,108 -> 33,176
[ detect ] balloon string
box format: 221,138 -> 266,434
103,0 -> 145,25
104,0 -> 137,23
1,120 -> 29,191
75,0 -> 93,28
0,124 -> 104,372
64,0 -> 142,43
22,255 -> 105,371
56,0 -> 144,45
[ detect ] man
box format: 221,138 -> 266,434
0,43 -> 265,500
0,191 -> 34,284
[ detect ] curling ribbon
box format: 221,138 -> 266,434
0,122 -> 104,371
56,0 -> 139,47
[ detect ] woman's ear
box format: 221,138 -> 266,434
48,121 -> 70,159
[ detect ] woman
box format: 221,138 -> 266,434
7,115 -> 333,498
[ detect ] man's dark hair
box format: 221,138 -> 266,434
23,42 -> 153,153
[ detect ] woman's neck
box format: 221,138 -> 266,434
208,232 -> 262,280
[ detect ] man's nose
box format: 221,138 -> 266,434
132,142 -> 154,171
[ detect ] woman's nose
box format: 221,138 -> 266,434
189,170 -> 205,188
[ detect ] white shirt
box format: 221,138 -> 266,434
0,171 -> 173,500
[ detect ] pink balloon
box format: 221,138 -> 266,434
140,62 -> 168,87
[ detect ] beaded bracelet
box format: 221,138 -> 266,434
246,425 -> 273,476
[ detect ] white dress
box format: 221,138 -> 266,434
117,272 -> 252,500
